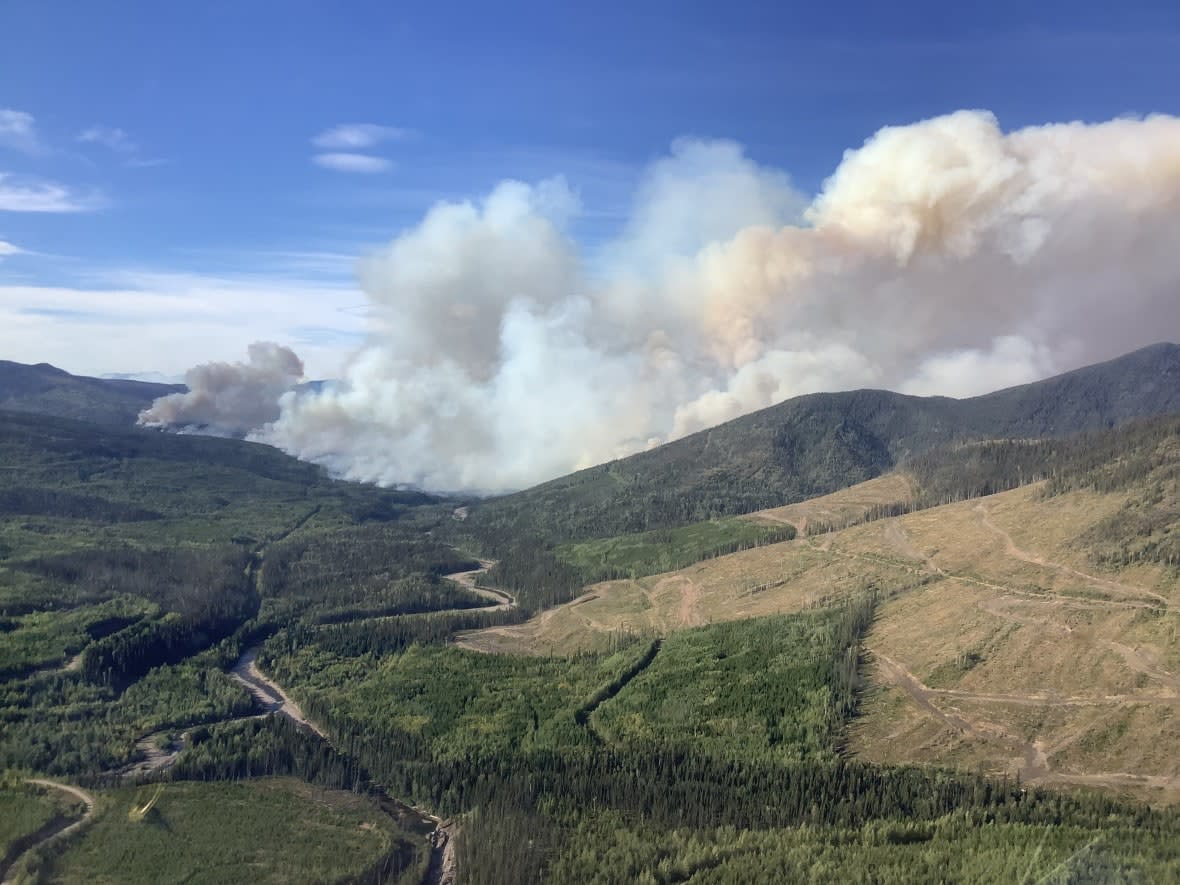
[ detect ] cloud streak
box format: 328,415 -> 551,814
0,270 -> 363,378
0,173 -> 102,212
150,110 -> 1180,493
313,153 -> 392,174
311,122 -> 410,174
78,126 -> 136,153
312,123 -> 411,150
0,109 -> 40,154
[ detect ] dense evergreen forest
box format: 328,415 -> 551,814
0,410 -> 472,779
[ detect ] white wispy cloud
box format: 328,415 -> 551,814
0,109 -> 40,154
0,173 -> 102,212
125,157 -> 171,168
0,269 -> 364,377
0,239 -> 25,260
77,125 -> 168,168
313,152 -> 392,174
78,125 -> 136,153
312,123 -> 411,150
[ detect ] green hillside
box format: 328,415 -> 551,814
0,409 -> 485,779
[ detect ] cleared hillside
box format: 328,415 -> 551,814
746,472 -> 915,534
466,342 -> 1180,543
460,422 -> 1180,803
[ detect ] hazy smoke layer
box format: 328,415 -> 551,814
151,111 -> 1180,491
140,341 -> 304,435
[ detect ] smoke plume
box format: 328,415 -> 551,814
139,341 -> 304,436
145,111 -> 1180,492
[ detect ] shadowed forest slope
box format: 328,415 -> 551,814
465,343 -> 1180,543
0,362 -> 183,427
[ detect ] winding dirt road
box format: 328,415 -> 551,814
57,554 -> 505,883
0,780 -> 95,885
229,648 -> 328,739
444,559 -> 514,608
973,502 -> 1168,605
213,557 -> 505,884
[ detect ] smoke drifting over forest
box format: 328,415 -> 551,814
140,342 -> 303,437
141,110 -> 1180,492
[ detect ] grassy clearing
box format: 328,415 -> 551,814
39,778 -> 423,885
0,783 -> 61,859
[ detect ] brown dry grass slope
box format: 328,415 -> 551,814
459,478 -> 1180,803
743,471 -> 915,534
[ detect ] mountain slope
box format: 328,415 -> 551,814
460,422 -> 1180,802
468,343 -> 1180,542
0,360 -> 183,427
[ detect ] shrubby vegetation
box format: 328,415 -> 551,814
266,607 -> 527,661
257,523 -> 484,625
543,813 -> 1180,884
0,780 -> 65,871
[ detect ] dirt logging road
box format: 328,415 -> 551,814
0,780 -> 96,885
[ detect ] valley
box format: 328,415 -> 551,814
2,353 -> 1179,882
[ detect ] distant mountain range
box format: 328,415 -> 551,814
4,344 -> 1179,542
0,361 -> 184,427
0,362 -> 337,431
469,342 -> 1180,541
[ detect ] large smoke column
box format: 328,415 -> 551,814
139,341 -> 304,436
152,111 -> 1180,491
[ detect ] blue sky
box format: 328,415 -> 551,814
1,0 -> 1178,377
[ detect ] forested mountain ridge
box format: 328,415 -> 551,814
0,360 -> 183,427
467,342 -> 1180,543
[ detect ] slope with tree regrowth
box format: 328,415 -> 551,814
460,420 -> 1180,803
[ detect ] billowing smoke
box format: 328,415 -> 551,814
139,341 -> 304,436
149,111 -> 1180,492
